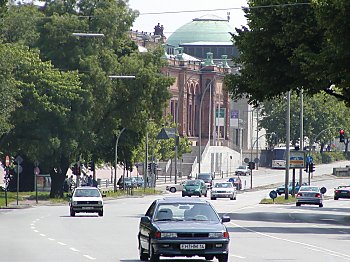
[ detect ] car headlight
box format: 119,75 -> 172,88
161,232 -> 177,238
72,201 -> 78,205
209,232 -> 224,238
98,200 -> 103,205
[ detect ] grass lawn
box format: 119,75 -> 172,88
0,187 -> 162,208
260,195 -> 297,204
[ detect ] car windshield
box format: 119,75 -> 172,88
238,166 -> 247,169
74,189 -> 101,197
214,183 -> 233,188
185,180 -> 200,186
299,186 -> 319,192
154,203 -> 220,222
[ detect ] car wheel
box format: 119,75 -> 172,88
205,255 -> 214,260
211,197 -> 216,200
204,192 -> 207,197
296,202 -> 301,206
334,196 -> 338,200
198,192 -> 202,197
319,203 -> 323,207
182,193 -> 185,197
149,246 -> 159,262
70,208 -> 75,217
98,210 -> 103,217
230,195 -> 234,200
139,243 -> 148,261
217,254 -> 228,262
170,187 -> 176,193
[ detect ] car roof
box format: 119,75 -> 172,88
75,186 -> 99,190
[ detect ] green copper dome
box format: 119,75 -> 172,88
167,15 -> 235,47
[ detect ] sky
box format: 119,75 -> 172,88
127,0 -> 248,38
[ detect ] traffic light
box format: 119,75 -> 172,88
304,163 -> 309,172
340,129 -> 345,142
148,163 -> 152,173
248,161 -> 255,170
310,163 -> 315,173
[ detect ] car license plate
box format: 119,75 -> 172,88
180,244 -> 205,250
82,206 -> 93,210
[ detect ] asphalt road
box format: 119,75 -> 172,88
1,161 -> 350,262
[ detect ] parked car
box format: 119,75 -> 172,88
228,177 -> 242,190
134,176 -> 145,187
197,173 -> 214,189
296,186 -> 326,207
69,186 -> 105,216
182,179 -> 208,197
234,165 -> 251,176
118,176 -> 137,189
334,185 -> 350,200
276,182 -> 308,195
211,181 -> 237,200
166,180 -> 186,193
138,197 -> 230,262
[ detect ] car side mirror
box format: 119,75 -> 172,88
221,215 -> 231,223
102,194 -> 106,197
141,216 -> 151,223
67,194 -> 72,198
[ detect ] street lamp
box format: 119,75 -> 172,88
109,75 -> 136,192
250,132 -> 275,189
72,33 -> 105,37
198,77 -> 216,174
114,127 -> 126,192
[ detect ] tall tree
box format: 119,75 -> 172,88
225,0 -> 323,104
260,92 -> 350,146
0,44 -> 83,196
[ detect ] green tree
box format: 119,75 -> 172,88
260,92 -> 350,146
0,44 -> 84,197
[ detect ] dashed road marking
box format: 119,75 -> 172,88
83,255 -> 96,260
70,247 -> 80,252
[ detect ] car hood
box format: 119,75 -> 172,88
183,186 -> 200,190
154,221 -> 225,232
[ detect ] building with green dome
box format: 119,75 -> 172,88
166,15 -> 238,60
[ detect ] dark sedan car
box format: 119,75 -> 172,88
138,197 -> 230,262
334,185 -> 350,200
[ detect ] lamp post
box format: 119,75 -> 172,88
72,33 -> 105,37
109,75 -> 136,192
250,132 -> 275,189
114,127 -> 126,192
198,77 -> 216,174
174,66 -> 214,182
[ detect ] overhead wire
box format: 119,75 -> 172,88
138,2 -> 312,15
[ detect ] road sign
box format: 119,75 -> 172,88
15,164 -> 23,174
15,155 -> 23,165
5,155 -> 10,167
269,190 -> 277,199
289,151 -> 305,168
306,155 -> 313,164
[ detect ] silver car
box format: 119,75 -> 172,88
211,182 -> 237,200
296,186 -> 325,207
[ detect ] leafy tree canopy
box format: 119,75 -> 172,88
225,0 -> 350,107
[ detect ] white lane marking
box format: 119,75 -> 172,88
58,242 -> 67,246
33,230 -> 39,233
230,254 -> 246,259
40,234 -> 46,237
230,222 -> 350,260
70,247 -> 80,252
83,255 -> 96,260
48,238 -> 55,241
